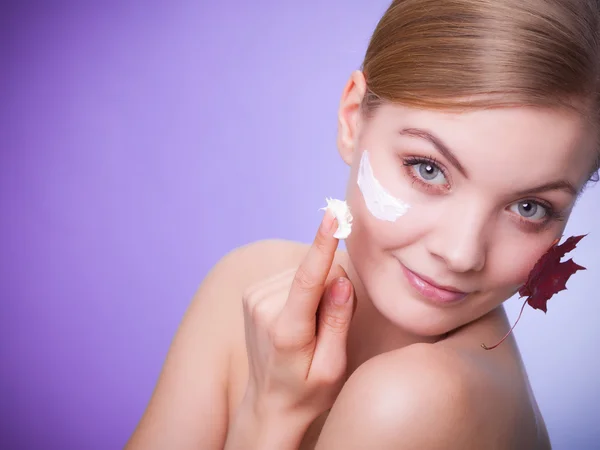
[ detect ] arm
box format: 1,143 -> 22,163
125,234 -> 350,450
223,402 -> 310,450
315,344 -> 492,450
125,243 -> 262,450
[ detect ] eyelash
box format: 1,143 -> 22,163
401,155 -> 566,230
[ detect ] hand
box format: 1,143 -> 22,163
240,211 -> 356,428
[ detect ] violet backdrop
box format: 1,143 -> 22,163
1,2 -> 599,449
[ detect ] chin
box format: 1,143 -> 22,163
366,264 -> 512,337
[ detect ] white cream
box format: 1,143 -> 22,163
357,150 -> 410,221
321,198 -> 353,239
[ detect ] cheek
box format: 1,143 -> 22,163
488,239 -> 550,290
349,148 -> 446,228
344,179 -> 436,252
345,182 -> 398,249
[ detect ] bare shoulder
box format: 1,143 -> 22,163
316,342 -> 546,450
210,238 -> 310,289
127,239 -> 310,449
316,344 -> 492,449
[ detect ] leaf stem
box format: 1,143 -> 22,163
481,298 -> 529,350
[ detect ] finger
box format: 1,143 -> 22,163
280,211 -> 339,324
272,264 -> 349,352
311,276 -> 355,380
314,264 -> 354,324
278,263 -> 349,338
272,265 -> 350,373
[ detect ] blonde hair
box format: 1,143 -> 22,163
361,0 -> 600,181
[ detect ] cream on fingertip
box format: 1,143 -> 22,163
320,198 -> 353,239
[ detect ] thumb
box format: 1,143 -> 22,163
311,277 -> 355,378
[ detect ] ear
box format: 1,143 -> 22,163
337,70 -> 367,166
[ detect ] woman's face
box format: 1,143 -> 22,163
338,72 -> 597,337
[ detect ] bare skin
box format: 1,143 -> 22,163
126,71 -> 596,449
126,238 -> 550,449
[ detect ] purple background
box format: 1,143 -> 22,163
2,2 -> 599,449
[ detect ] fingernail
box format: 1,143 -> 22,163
321,211 -> 335,234
331,277 -> 350,305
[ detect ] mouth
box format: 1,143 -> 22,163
400,263 -> 469,305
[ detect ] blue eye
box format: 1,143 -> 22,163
408,160 -> 448,185
402,156 -> 450,190
416,162 -> 445,183
509,201 -> 547,221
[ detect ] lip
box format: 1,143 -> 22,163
400,264 -> 468,304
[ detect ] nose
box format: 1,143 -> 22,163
425,201 -> 488,273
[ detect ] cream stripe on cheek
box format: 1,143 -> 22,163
357,150 -> 410,222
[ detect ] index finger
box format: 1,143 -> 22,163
281,211 -> 340,322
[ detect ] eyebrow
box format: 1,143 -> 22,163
400,127 -> 578,197
514,180 -> 578,197
400,127 -> 469,178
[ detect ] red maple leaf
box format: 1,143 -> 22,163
519,235 -> 587,313
482,234 -> 587,350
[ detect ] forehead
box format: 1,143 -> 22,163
368,103 -> 597,187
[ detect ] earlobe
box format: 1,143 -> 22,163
337,70 -> 367,166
